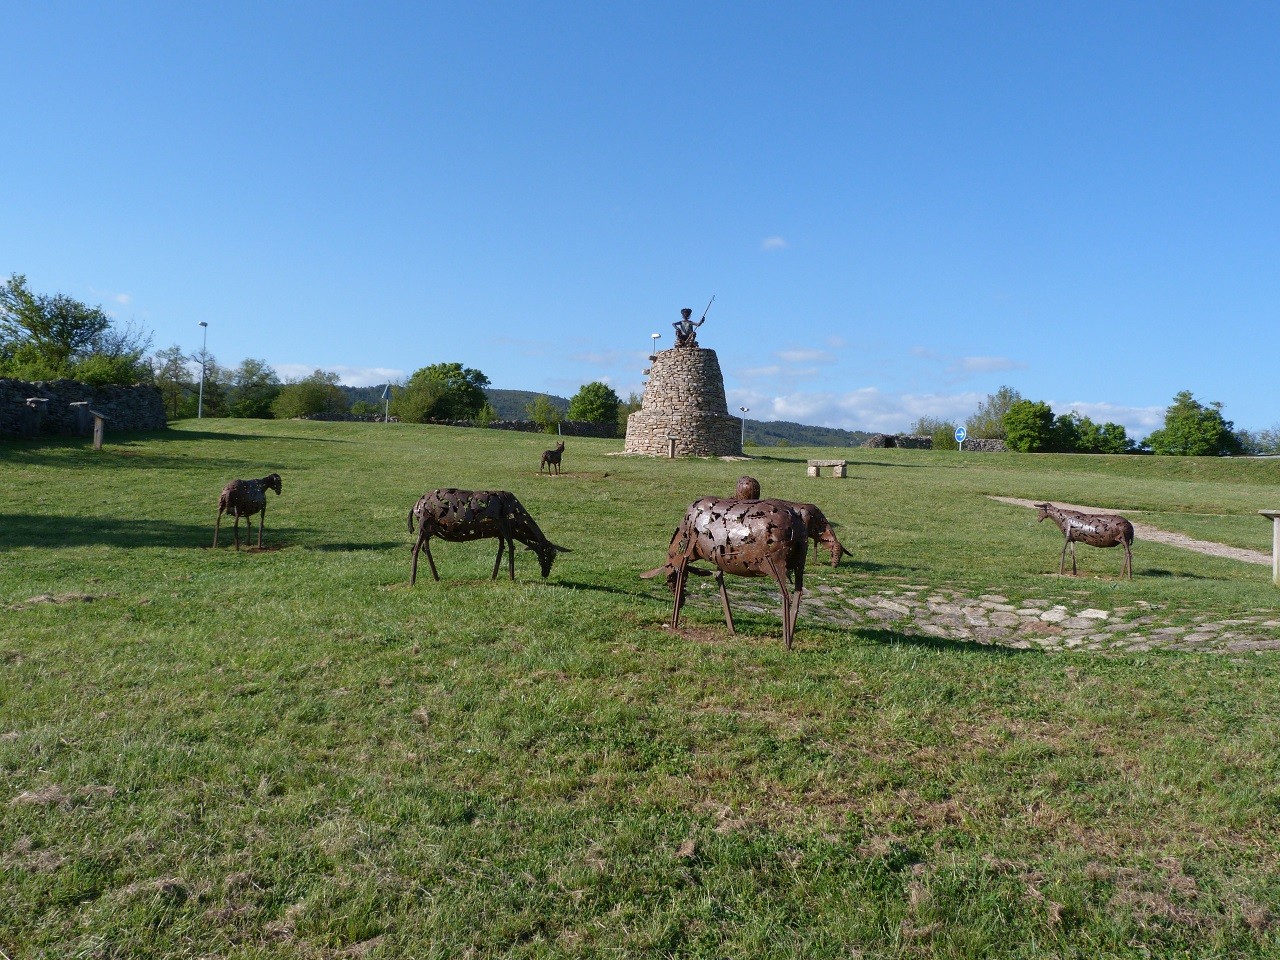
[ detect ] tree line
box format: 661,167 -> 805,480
912,385 -> 1274,456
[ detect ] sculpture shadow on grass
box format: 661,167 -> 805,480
0,513 -> 305,551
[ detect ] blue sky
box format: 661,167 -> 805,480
3,2 -> 1277,439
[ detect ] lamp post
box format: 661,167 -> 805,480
650,332 -> 660,357
197,321 -> 208,419
739,406 -> 750,449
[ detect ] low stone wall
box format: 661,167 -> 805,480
963,438 -> 1008,453
295,414 -> 616,438
864,433 -> 933,449
0,378 -> 167,439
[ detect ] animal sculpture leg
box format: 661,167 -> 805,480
258,506 -> 265,548
213,509 -> 223,548
491,539 -> 505,579
671,559 -> 689,630
233,514 -> 242,551
1123,539 -> 1133,579
765,556 -> 795,651
714,570 -> 736,634
410,535 -> 422,586
506,535 -> 516,580
790,554 -> 805,639
1070,541 -> 1078,576
1058,538 -> 1069,575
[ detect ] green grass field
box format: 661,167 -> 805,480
3,420 -> 1280,958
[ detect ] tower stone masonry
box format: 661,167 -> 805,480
624,346 -> 742,456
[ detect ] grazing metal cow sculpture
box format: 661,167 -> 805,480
540,441 -> 565,475
1035,502 -> 1134,579
641,496 -> 808,650
214,473 -> 282,550
408,488 -> 569,585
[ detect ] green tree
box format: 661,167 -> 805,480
617,391 -> 643,438
910,415 -> 959,451
1003,400 -> 1055,452
391,363 -> 490,422
567,381 -> 620,425
525,395 -> 563,434
229,358 -> 281,418
150,345 -> 194,419
191,352 -> 230,417
1237,425 -> 1280,456
1146,391 -> 1242,456
272,369 -> 348,419
474,402 -> 498,427
0,273 -> 151,382
965,386 -> 1022,440
1074,416 -> 1134,454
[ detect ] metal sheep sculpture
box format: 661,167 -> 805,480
1035,501 -> 1134,579
408,488 -> 569,585
213,473 -> 282,550
642,496 -> 809,650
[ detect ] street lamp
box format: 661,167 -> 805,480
650,332 -> 660,357
197,321 -> 209,419
739,406 -> 750,449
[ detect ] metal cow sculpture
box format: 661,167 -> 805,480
408,488 -> 569,585
641,496 -> 808,650
1035,502 -> 1134,579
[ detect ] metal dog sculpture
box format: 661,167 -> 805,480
1035,502 -> 1134,579
642,496 -> 808,650
540,441 -> 565,475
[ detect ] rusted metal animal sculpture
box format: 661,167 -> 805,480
540,440 -> 565,475
641,496 -> 808,650
1035,502 -> 1134,579
736,475 -> 761,499
791,502 -> 849,567
213,473 -> 282,550
408,488 -> 569,584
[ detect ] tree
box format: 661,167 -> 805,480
1146,391 -> 1242,456
910,415 -> 959,451
229,358 -> 281,419
1003,400 -> 1055,452
272,369 -> 348,419
1074,416 -> 1134,454
150,345 -> 194,418
191,353 -> 230,418
965,386 -> 1022,440
525,395 -> 563,434
567,381 -> 620,425
0,273 -> 151,382
1237,425 -> 1280,456
391,362 -> 490,422
617,391 -> 643,438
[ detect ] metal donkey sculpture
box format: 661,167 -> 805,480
1035,502 -> 1134,579
408,488 -> 570,585
642,496 -> 809,650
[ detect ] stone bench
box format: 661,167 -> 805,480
806,459 -> 847,478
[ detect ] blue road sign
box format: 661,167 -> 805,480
954,426 -> 967,444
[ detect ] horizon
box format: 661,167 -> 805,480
4,4 -> 1277,440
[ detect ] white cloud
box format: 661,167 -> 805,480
569,350 -> 628,365
275,363 -> 405,386
760,236 -> 787,251
1049,400 -> 1165,439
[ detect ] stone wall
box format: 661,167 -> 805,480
962,438 -> 1008,453
863,433 -> 933,449
0,378 -> 167,439
624,346 -> 741,457
294,414 -> 616,438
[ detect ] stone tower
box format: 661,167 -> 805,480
624,346 -> 741,457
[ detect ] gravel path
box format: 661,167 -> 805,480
987,496 -> 1272,566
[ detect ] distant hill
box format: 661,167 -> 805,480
340,384 -> 865,443
746,419 -> 871,448
483,389 -> 569,420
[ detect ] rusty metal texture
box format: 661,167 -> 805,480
641,496 -> 808,650
408,488 -> 569,584
791,502 -> 849,567
735,475 -> 761,499
1035,502 -> 1134,579
213,473 -> 282,550
540,441 -> 565,475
